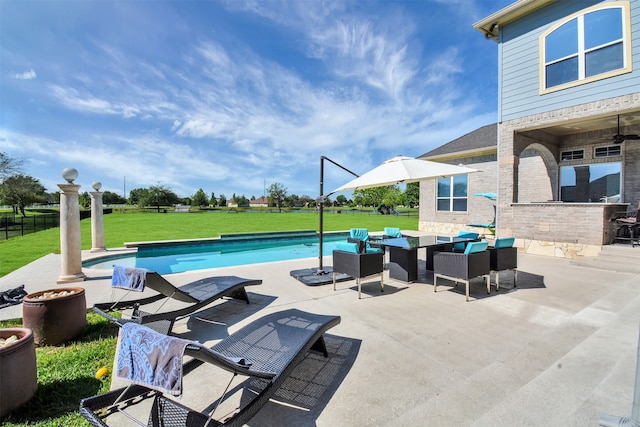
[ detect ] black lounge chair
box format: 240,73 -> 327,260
79,309 -> 341,427
93,272 -> 262,335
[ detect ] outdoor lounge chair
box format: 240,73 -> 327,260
489,237 -> 517,289
433,241 -> 491,301
79,309 -> 341,427
93,269 -> 262,335
333,242 -> 384,298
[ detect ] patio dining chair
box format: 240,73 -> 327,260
611,201 -> 640,246
349,228 -> 384,254
489,237 -> 517,289
333,242 -> 384,299
433,241 -> 491,301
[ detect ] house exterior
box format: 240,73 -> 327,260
419,0 -> 640,258
249,196 -> 269,208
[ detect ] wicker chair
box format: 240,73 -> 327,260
611,202 -> 640,246
433,241 -> 490,301
80,309 -> 341,427
489,237 -> 518,289
333,242 -> 384,299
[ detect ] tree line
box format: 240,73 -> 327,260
1,152 -> 419,216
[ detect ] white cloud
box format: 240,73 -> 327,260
12,69 -> 37,80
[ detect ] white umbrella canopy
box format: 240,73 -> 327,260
331,155 -> 478,193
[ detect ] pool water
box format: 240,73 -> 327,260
83,232 -> 349,275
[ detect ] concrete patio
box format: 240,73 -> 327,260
1,245 -> 640,426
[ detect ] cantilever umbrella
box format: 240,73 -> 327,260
331,155 -> 478,193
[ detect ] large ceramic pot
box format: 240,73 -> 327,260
23,287 -> 86,346
0,328 -> 38,418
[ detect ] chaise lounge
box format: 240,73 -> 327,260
80,309 -> 341,427
93,268 -> 262,335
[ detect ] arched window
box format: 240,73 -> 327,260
540,2 -> 631,93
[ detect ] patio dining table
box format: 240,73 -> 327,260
375,235 -> 478,282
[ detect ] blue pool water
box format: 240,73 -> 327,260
83,232 -> 349,275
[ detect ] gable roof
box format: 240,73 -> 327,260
419,123 -> 497,161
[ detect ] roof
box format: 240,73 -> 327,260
473,0 -> 555,40
418,123 -> 497,161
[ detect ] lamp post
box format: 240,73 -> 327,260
57,168 -> 86,284
90,181 -> 106,252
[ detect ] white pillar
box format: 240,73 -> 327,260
57,182 -> 86,284
90,189 -> 106,252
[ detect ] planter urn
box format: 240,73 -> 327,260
22,287 -> 86,346
0,328 -> 38,418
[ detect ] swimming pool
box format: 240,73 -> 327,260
83,231 -> 350,275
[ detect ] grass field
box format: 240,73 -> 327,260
0,209 -> 418,278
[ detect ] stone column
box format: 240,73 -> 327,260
90,187 -> 106,252
57,181 -> 86,284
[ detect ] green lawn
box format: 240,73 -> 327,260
0,209 -> 418,278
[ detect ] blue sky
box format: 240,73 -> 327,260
1,0 -> 512,201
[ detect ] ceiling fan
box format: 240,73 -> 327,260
612,114 -> 640,144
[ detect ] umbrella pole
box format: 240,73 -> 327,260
318,157 -> 325,274
317,156 -> 359,275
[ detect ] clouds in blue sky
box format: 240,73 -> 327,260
0,0 -> 512,199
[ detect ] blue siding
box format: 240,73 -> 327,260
499,0 -> 640,122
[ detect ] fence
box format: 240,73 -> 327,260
0,212 -> 60,240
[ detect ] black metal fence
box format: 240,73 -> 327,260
0,212 -> 60,240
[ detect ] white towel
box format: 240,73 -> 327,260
112,265 -> 147,292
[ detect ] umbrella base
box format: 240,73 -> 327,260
290,267 -> 352,286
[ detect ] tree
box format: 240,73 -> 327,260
0,174 -> 47,216
102,191 -> 127,205
79,191 -> 90,209
335,195 -> 347,206
209,192 -> 217,207
192,188 -> 208,207
267,182 -> 287,212
146,184 -> 180,212
0,152 -> 23,179
404,182 -> 420,208
218,194 -> 227,207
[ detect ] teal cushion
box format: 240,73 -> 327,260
350,228 -> 370,242
336,242 -> 359,254
384,227 -> 402,238
464,241 -> 488,255
494,237 -> 515,249
365,245 -> 384,254
458,231 -> 480,239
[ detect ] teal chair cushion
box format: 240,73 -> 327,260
494,237 -> 515,248
384,227 -> 402,238
464,241 -> 488,255
336,242 -> 359,254
454,231 -> 480,251
365,245 -> 384,254
350,228 -> 370,242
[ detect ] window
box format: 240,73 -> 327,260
437,175 -> 468,212
594,145 -> 621,158
560,162 -> 621,202
561,149 -> 584,161
541,2 -> 631,93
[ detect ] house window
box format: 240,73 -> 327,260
560,162 -> 621,202
437,175 -> 468,212
594,145 -> 621,158
561,149 -> 584,161
541,2 -> 631,93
